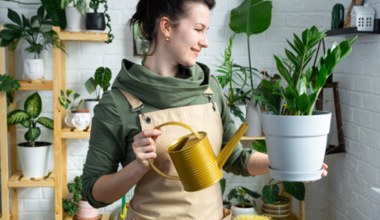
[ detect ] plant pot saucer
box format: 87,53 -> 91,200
269,166 -> 323,181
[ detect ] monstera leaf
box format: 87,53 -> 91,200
229,0 -> 272,37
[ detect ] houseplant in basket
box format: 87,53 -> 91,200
86,0 -> 114,43
227,186 -> 261,218
7,92 -> 54,178
227,0 -> 272,136
63,175 -> 100,219
60,0 -> 87,32
253,26 -> 356,181
84,66 -> 112,116
0,6 -> 65,80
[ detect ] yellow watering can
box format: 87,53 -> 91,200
148,121 -> 248,192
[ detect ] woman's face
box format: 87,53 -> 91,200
167,2 -> 211,67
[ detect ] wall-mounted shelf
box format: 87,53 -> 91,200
327,27 -> 380,36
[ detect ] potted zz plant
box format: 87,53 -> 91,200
7,92 -> 54,178
84,66 -> 112,116
63,176 -> 100,219
253,26 -> 356,181
0,6 -> 65,80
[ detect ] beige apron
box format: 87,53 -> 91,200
120,89 -> 231,220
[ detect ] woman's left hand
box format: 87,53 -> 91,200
322,163 -> 328,177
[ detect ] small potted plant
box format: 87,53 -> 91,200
0,74 -> 20,106
86,0 -> 114,43
63,176 -> 100,219
0,6 -> 65,80
253,26 -> 356,181
227,186 -> 261,218
7,92 -> 54,178
84,66 -> 112,115
59,89 -> 91,130
60,0 -> 87,32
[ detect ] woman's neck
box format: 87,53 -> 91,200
144,55 -> 178,77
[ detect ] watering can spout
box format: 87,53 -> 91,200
217,122 -> 248,168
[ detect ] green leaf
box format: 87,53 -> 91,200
7,110 -> 30,125
296,93 -> 310,114
229,0 -> 272,36
7,8 -> 22,26
25,127 -> 41,143
37,117 -> 54,130
262,184 -> 279,204
283,182 -> 305,201
94,67 -> 112,91
252,140 -> 267,153
85,77 -> 97,95
24,92 -> 42,118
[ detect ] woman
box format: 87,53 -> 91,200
82,0 -> 326,219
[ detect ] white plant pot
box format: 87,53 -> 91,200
231,104 -> 246,129
17,142 -> 52,178
23,58 -> 44,80
245,100 -> 262,137
65,6 -> 85,32
261,111 -> 331,181
231,205 -> 256,219
84,99 -> 99,119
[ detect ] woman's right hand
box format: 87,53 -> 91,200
132,129 -> 162,168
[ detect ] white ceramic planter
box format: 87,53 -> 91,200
231,205 -> 256,219
65,6 -> 85,32
23,58 -> 44,80
17,142 -> 52,178
245,100 -> 262,137
261,111 -> 331,181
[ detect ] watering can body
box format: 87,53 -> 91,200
149,122 -> 248,192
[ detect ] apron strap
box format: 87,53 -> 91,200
119,89 -> 144,112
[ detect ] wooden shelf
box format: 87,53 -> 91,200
8,171 -> 55,188
61,127 -> 91,139
19,79 -> 53,90
57,30 -> 108,42
326,27 -> 380,36
241,136 -> 265,141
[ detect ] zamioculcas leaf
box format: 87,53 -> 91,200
24,92 -> 42,119
7,8 -> 22,26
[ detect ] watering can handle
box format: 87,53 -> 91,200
147,121 -> 201,180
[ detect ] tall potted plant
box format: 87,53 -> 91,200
7,92 -> 54,178
0,6 -> 65,80
228,0 -> 272,136
253,26 -> 355,181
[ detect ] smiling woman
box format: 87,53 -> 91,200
81,1 -> 273,220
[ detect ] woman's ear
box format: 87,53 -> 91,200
159,16 -> 172,40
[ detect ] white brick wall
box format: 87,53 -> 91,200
2,0 -> 380,219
